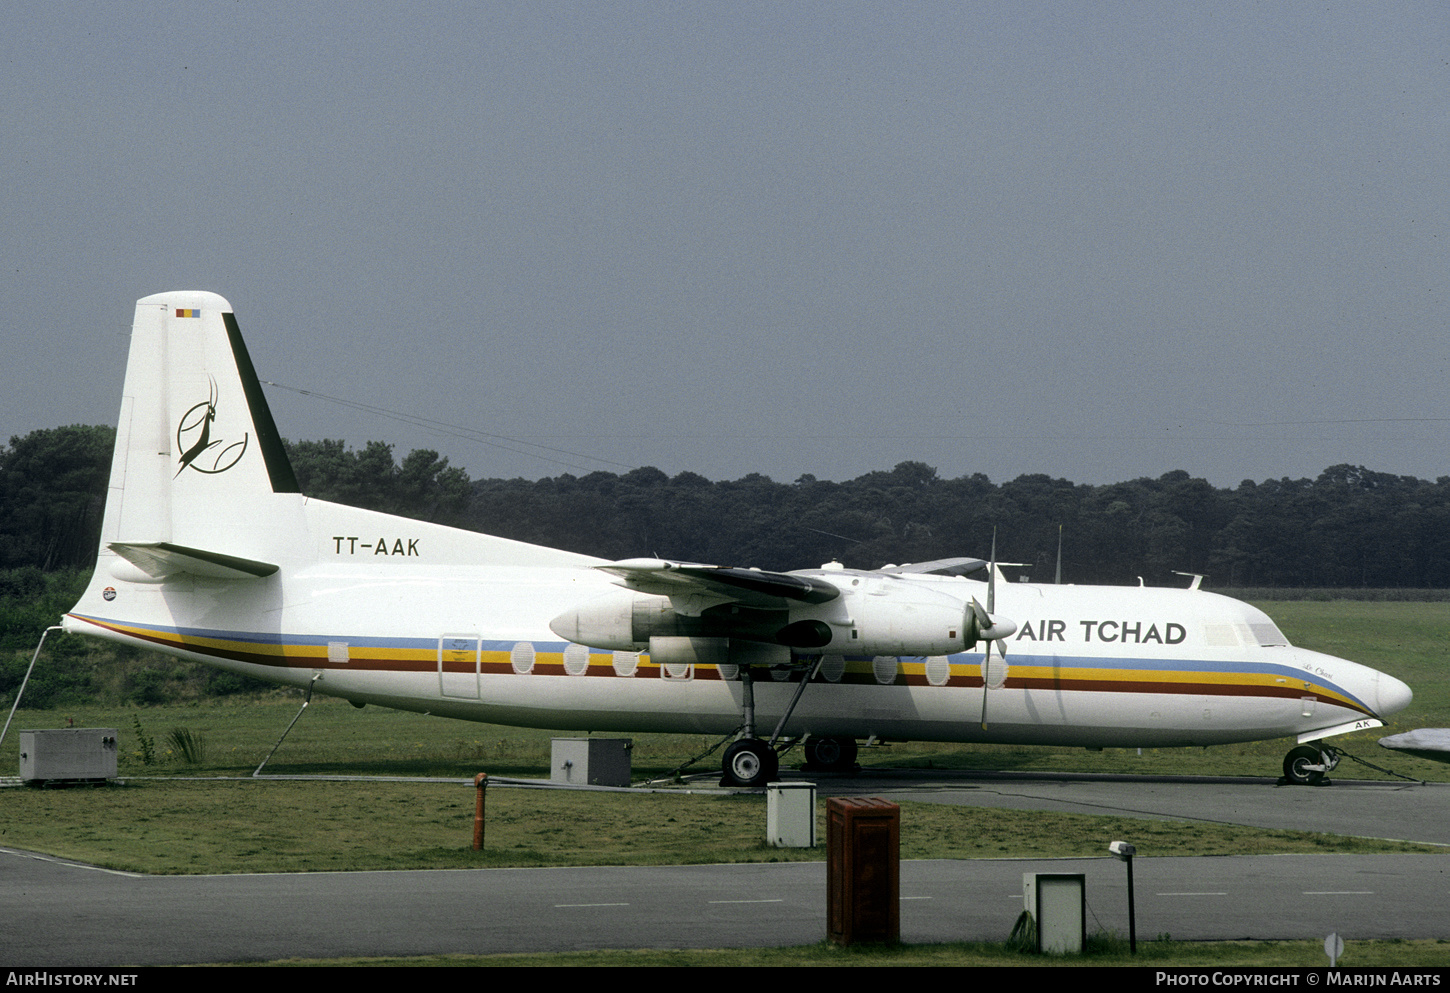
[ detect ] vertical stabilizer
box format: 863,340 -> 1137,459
100,291 -> 301,569
68,289 -> 599,641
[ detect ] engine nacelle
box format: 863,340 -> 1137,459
550,589 -> 683,650
822,581 -> 971,656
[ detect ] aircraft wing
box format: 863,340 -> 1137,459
598,558 -> 840,613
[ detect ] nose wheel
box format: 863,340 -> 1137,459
1283,744 -> 1339,785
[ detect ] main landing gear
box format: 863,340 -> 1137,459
1282,743 -> 1340,785
722,738 -> 779,787
721,734 -> 859,786
803,735 -> 858,773
720,658 -> 841,787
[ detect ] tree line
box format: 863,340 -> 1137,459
460,462 -> 1450,589
4,424 -> 1449,589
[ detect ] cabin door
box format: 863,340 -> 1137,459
439,634 -> 482,699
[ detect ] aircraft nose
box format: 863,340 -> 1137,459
1375,671 -> 1413,718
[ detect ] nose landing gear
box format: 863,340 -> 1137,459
1282,743 -> 1339,785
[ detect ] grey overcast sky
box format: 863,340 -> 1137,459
4,1 -> 1447,488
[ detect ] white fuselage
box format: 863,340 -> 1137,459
66,540 -> 1408,749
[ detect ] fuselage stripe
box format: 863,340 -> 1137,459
65,612 -> 1379,718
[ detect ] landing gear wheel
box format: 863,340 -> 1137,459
1283,744 -> 1327,785
722,738 -> 779,787
805,736 -> 858,772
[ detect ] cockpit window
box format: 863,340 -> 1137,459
1249,621 -> 1289,647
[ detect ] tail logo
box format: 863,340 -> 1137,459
175,377 -> 250,476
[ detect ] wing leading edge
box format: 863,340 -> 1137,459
598,558 -> 839,613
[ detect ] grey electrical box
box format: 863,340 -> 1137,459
19,729 -> 119,783
551,738 -> 632,786
767,781 -> 817,847
1023,872 -> 1085,954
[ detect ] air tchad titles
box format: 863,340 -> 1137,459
1014,618 -> 1187,645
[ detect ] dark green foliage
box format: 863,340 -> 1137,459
0,570 -> 97,707
1007,910 -> 1037,953
0,641 -> 94,709
0,570 -> 85,651
166,726 -> 206,764
466,460 -> 1450,589
0,425 -> 115,570
126,669 -> 171,705
5,422 -> 1450,590
131,715 -> 156,766
286,439 -> 471,525
203,669 -> 268,697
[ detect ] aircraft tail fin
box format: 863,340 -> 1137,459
95,291 -> 301,560
66,290 -> 598,640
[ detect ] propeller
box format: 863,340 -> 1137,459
965,596 -> 1016,647
968,530 -> 1016,729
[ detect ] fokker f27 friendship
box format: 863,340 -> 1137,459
63,292 -> 1413,786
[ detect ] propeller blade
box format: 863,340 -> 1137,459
974,529 -> 1014,729
1055,524 -> 1063,585
987,528 -> 998,615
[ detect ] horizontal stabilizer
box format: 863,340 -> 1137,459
109,541 -> 279,581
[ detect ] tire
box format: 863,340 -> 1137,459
722,739 -> 778,787
806,736 -> 858,772
1283,744 -> 1326,785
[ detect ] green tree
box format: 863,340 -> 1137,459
0,425 -> 114,570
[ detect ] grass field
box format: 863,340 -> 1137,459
4,777 -> 1442,875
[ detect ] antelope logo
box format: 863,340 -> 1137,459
175,377 -> 249,476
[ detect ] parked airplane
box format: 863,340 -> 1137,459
63,292 -> 1413,786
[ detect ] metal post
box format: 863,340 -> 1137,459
1126,851 -> 1136,953
1110,840 -> 1137,954
472,773 -> 488,850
